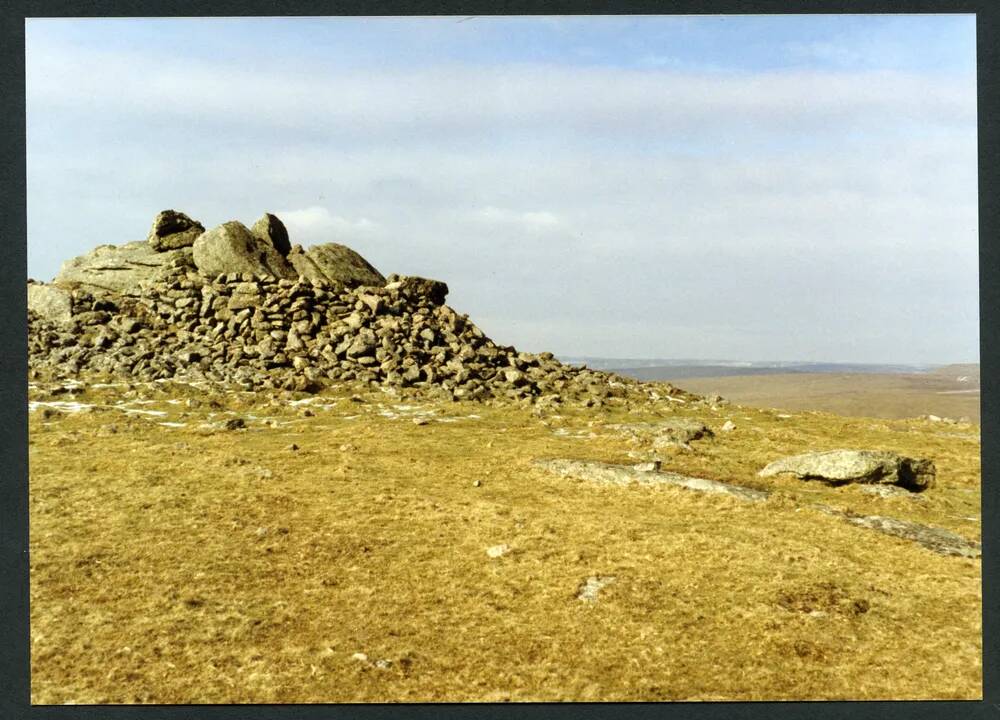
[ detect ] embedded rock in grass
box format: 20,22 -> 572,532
486,544 -> 511,558
815,505 -> 979,557
192,221 -> 297,280
147,210 -> 205,251
758,450 -> 935,491
652,419 -> 714,448
287,242 -> 385,288
577,575 -> 616,603
611,419 -> 714,448
535,458 -> 769,502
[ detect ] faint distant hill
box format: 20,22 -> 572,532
558,358 -> 980,421
560,358 -> 940,381
928,363 -> 980,385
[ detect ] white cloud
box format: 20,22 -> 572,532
274,207 -> 378,248
25,32 -> 978,362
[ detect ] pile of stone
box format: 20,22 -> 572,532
29,210 -> 684,404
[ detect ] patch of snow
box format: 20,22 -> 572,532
29,400 -> 95,413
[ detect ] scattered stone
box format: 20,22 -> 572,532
633,461 -> 661,472
860,484 -> 926,500
537,459 -> 974,558
412,417 -> 429,426
351,652 -> 369,663
472,479 -> 482,487
577,575 -> 616,603
721,420 -> 736,432
287,443 -> 299,451
758,450 -> 935,491
486,544 -> 511,558
815,505 -> 980,558
535,458 -> 769,502
612,419 -> 713,449
223,418 -> 246,430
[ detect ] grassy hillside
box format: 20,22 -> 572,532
29,376 -> 981,702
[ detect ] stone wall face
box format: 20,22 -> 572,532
29,210 -> 686,405
28,271 -> 669,404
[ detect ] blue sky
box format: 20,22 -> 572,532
25,15 -> 979,363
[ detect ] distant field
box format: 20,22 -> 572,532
649,370 -> 980,423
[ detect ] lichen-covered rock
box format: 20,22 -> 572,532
287,243 -> 384,288
147,210 -> 205,251
386,275 -> 449,306
758,450 -> 935,491
192,221 -> 296,280
251,213 -> 291,257
54,241 -> 196,296
30,210 -> 697,406
27,283 -> 73,324
27,268 -> 686,405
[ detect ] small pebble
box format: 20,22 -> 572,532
486,544 -> 510,559
472,479 -> 482,487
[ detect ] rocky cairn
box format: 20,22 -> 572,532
29,210 -> 676,403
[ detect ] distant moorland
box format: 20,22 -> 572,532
601,362 -> 980,423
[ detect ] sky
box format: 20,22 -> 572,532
25,15 -> 979,364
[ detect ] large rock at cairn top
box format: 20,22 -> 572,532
758,450 -> 935,492
54,241 -> 195,296
387,275 -> 449,306
251,213 -> 291,257
147,210 -> 205,251
192,221 -> 297,280
287,243 -> 385,288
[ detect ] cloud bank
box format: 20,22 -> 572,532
25,18 -> 978,363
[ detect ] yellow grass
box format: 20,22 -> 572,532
29,379 -> 981,703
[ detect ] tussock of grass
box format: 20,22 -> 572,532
29,380 -> 981,702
